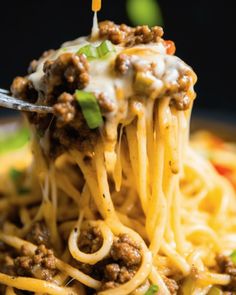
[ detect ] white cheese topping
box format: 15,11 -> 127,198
28,36 -> 194,145
29,38 -> 189,99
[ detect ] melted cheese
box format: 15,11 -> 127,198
28,35 -> 194,151
91,12 -> 99,40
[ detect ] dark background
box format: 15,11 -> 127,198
0,0 -> 235,116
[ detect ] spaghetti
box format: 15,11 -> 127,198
0,19 -> 236,295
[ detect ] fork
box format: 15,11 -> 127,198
0,88 -> 54,114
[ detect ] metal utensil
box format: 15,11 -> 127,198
0,88 -> 53,114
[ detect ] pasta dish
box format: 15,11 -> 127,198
0,16 -> 236,295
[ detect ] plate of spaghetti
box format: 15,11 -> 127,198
0,2 -> 236,294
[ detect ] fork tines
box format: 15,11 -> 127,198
0,88 -> 10,94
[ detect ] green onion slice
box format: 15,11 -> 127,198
230,250 -> 236,264
77,40 -> 115,60
97,40 -> 116,57
145,284 -> 159,295
127,0 -> 163,27
75,90 -> 103,129
78,44 -> 99,59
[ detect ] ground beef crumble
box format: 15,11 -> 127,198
50,116 -> 98,157
169,73 -> 192,110
53,92 -> 76,126
10,50 -> 99,157
100,234 -> 141,290
0,242 -> 56,288
99,21 -> 164,47
115,53 -> 132,75
96,92 -> 116,113
14,244 -> 57,281
162,275 -> 179,294
74,232 -> 142,291
11,77 -> 37,102
110,234 -> 141,267
78,226 -> 103,254
26,221 -> 51,248
41,53 -> 89,105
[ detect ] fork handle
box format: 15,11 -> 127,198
0,94 -> 54,114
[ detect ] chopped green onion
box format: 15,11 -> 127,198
97,40 -> 115,57
77,41 -> 115,60
9,168 -> 22,183
207,286 -> 223,295
75,90 -> 103,129
127,0 -> 163,27
78,44 -> 99,59
145,284 -> 159,295
230,250 -> 236,264
0,127 -> 30,155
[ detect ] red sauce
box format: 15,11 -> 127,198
213,163 -> 236,189
164,40 -> 176,55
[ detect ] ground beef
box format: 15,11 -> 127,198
97,234 -> 142,290
24,51 -> 97,157
78,226 -> 103,254
41,53 -> 89,105
53,91 -> 114,127
216,254 -> 236,291
26,93 -> 98,157
73,233 -> 141,291
115,54 -> 132,75
14,244 -> 57,281
170,92 -> 191,111
26,221 -> 51,248
115,53 -> 151,76
169,74 -> 192,110
162,276 -> 179,294
99,21 -> 163,47
131,25 -> 164,46
96,92 -> 116,113
105,263 -> 136,284
53,92 -> 76,126
11,77 -> 37,102
104,263 -> 120,281
50,118 -> 98,157
99,234 -> 141,290
110,234 -> 141,267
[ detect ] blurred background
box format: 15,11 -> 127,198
0,0 -> 235,118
